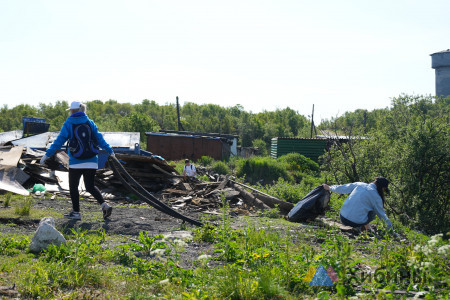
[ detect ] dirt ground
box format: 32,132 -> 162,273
0,194 -> 229,269
1,195 -> 204,234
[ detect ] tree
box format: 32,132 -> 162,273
321,95 -> 449,233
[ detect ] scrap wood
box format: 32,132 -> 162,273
230,180 -> 293,212
0,145 -> 24,166
150,164 -> 181,177
24,164 -> 58,184
115,153 -> 178,174
0,166 -> 30,195
164,188 -> 190,195
195,182 -> 220,189
126,170 -> 173,179
230,182 -> 270,210
53,150 -> 69,170
205,176 -> 229,197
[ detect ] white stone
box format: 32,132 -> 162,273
149,248 -> 166,257
163,231 -> 193,242
29,217 -> 66,253
197,254 -> 212,261
172,239 -> 187,248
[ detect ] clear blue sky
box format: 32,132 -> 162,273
0,0 -> 448,122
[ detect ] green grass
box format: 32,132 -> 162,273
0,207 -> 62,220
0,191 -> 448,299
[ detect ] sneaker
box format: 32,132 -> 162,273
101,202 -> 113,219
64,211 -> 81,220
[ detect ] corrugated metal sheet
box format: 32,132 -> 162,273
270,137 -> 327,162
146,132 -> 225,161
9,131 -> 139,149
0,130 -> 24,145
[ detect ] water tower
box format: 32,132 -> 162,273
431,49 -> 450,98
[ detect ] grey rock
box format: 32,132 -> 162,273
29,217 -> 66,253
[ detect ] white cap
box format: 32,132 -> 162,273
67,101 -> 81,111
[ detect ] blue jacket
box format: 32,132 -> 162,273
331,182 -> 392,229
45,112 -> 114,167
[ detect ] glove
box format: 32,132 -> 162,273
40,155 -> 49,165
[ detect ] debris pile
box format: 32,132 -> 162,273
0,145 -> 293,217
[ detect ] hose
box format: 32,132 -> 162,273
108,155 -> 203,227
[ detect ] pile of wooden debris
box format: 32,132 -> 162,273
0,146 -> 293,216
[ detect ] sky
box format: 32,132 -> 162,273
0,0 -> 448,122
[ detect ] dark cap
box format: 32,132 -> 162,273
375,177 -> 390,194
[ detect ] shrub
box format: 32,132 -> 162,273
257,178 -> 313,203
235,156 -> 293,185
211,161 -> 230,175
277,153 -> 319,175
199,156 -> 214,166
252,139 -> 268,156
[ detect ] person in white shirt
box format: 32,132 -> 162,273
182,159 -> 197,177
322,177 -> 392,232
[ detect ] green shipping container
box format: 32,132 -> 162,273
271,137 -> 327,162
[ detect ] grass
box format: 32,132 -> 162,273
0,212 -> 448,298
0,207 -> 62,220
14,198 -> 33,216
0,178 -> 448,298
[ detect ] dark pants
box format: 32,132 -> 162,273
340,211 -> 376,228
69,168 -> 104,212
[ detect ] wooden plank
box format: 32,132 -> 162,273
163,189 -> 190,195
230,182 -> 270,210
0,146 -> 24,166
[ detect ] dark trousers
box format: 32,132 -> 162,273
69,168 -> 104,212
340,211 -> 376,228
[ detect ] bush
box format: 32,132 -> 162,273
277,153 -> 319,175
199,156 -> 214,166
252,139 -> 268,156
257,178 -> 317,204
212,161 -> 230,175
235,156 -> 293,185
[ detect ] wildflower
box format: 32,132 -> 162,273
428,239 -> 439,246
437,245 -> 450,255
252,253 -> 261,259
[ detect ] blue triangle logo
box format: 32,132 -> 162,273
309,265 -> 333,286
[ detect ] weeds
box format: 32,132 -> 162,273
14,197 -> 33,216
259,205 -> 281,219
3,192 -> 12,207
0,201 -> 448,298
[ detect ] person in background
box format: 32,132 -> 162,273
40,101 -> 115,220
182,159 -> 197,178
322,177 -> 393,232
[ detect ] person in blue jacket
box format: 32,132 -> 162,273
322,177 -> 392,232
40,101 -> 115,220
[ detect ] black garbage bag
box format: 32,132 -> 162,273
287,185 -> 330,222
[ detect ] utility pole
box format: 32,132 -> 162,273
310,104 -> 315,138
176,96 -> 185,131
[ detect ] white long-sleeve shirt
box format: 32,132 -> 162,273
331,182 -> 392,229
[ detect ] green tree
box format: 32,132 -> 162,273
321,95 -> 449,233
